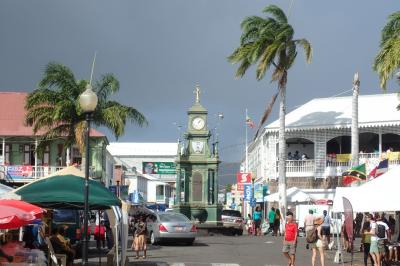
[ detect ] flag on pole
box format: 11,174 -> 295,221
342,164 -> 366,186
246,115 -> 255,128
368,159 -> 388,179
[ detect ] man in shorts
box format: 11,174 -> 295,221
283,211 -> 298,266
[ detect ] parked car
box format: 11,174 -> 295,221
221,209 -> 244,235
146,212 -> 197,245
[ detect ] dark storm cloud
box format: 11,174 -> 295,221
0,0 -> 398,162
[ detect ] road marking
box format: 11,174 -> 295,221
264,241 -> 274,244
170,263 -> 185,266
211,264 -> 240,266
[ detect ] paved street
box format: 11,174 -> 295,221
125,235 -> 364,266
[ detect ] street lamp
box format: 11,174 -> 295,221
79,84 -> 98,266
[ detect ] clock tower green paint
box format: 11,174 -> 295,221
174,85 -> 222,225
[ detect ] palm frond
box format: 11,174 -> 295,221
381,11 -> 400,45
373,37 -> 400,89
254,92 -> 279,139
39,62 -> 78,95
263,5 -> 288,24
295,39 -> 313,64
95,73 -> 120,102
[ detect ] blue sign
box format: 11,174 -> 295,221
230,203 -> 237,209
244,184 -> 252,202
251,198 -> 257,207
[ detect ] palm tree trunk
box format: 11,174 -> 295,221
278,85 -> 287,218
351,73 -> 360,167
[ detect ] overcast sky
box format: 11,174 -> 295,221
0,1 -> 398,162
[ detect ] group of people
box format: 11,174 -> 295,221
282,209 -> 333,266
245,206 -> 282,236
360,213 -> 398,266
288,151 -> 309,160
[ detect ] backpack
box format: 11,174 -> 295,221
376,224 -> 386,239
306,228 -> 318,243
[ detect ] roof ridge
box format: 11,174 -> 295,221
310,92 -> 398,101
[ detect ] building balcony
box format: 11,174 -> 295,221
271,152 -> 400,178
0,165 -> 95,183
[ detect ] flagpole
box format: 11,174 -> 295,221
245,108 -> 249,172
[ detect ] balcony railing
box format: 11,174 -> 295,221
0,165 -> 95,182
269,152 -> 400,178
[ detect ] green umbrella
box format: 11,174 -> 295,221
14,174 -> 121,210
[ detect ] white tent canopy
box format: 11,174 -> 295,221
267,187 -> 315,204
332,167 -> 400,213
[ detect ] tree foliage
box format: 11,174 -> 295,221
228,5 -> 312,136
25,62 -> 147,153
374,11 -> 400,89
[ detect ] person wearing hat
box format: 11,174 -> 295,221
282,211 -> 298,266
310,217 -> 325,266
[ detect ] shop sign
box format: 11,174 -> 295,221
142,162 -> 176,175
7,165 -> 33,179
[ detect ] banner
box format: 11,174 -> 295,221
142,162 -> 176,175
7,165 -> 33,179
237,172 -> 251,184
244,184 -> 252,202
343,197 -> 354,253
254,184 -> 263,202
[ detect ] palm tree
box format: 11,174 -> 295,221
228,5 -> 312,213
25,62 -> 147,163
373,11 -> 400,89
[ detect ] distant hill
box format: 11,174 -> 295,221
218,162 -> 240,186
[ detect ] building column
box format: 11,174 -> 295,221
2,138 -> 5,165
163,184 -> 166,204
34,138 -> 38,179
379,128 -> 383,157
176,168 -> 181,204
213,169 -> 218,205
66,147 -> 71,166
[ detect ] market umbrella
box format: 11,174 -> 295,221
266,187 -> 315,204
0,199 -> 44,219
0,205 -> 35,229
12,174 -> 121,210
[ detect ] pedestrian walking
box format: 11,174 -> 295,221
94,220 -> 106,249
132,215 -> 147,259
274,209 -> 282,236
366,213 -> 381,266
253,206 -> 262,236
310,217 -> 326,266
361,220 -> 374,266
375,213 -> 390,265
304,209 -> 315,249
268,207 -> 276,235
282,211 -> 298,266
321,210 -> 332,248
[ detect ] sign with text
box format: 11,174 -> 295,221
142,162 -> 176,175
7,165 -> 33,179
254,184 -> 264,202
237,172 -> 252,184
244,184 -> 252,202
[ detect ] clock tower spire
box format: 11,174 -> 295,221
174,84 -> 221,226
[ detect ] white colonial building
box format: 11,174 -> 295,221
245,93 -> 400,192
107,142 -> 178,205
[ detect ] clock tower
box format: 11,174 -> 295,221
174,85 -> 222,225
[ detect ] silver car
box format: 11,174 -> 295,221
146,212 -> 197,245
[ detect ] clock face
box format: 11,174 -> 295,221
192,117 -> 205,130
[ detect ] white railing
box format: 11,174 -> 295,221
0,165 -> 96,182
286,160 -> 314,173
359,153 -> 380,159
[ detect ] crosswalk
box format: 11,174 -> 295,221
147,263 -> 281,266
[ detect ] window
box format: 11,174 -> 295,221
43,145 -> 50,165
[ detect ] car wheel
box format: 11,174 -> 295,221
150,232 -> 158,245
237,229 -> 243,236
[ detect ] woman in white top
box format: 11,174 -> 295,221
366,214 -> 380,266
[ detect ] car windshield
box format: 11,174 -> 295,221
222,210 -> 241,217
53,209 -> 78,223
159,213 -> 190,222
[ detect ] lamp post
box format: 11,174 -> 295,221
79,84 -> 98,266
